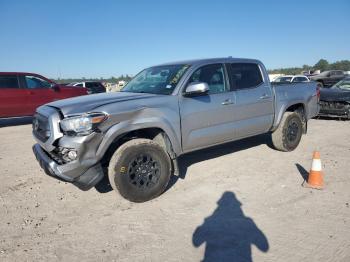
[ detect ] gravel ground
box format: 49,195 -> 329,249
0,119 -> 349,262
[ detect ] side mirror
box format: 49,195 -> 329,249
184,82 -> 209,97
52,84 -> 60,92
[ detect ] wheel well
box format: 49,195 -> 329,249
100,128 -> 175,168
286,103 -> 304,113
285,103 -> 307,134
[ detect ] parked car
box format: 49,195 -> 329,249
32,58 -> 319,202
319,77 -> 350,119
0,72 -> 87,118
272,75 -> 310,83
310,70 -> 346,87
69,81 -> 106,94
301,70 -> 320,78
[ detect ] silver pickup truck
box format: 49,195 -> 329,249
32,58 -> 320,202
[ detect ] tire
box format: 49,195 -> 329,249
108,138 -> 172,202
271,112 -> 303,152
317,81 -> 323,88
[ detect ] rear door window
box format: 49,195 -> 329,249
0,75 -> 19,89
229,63 -> 263,89
292,77 -> 308,82
86,82 -> 95,88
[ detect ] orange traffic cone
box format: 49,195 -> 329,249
303,151 -> 324,189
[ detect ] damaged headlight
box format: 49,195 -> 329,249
60,112 -> 108,135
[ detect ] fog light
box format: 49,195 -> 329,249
67,150 -> 77,160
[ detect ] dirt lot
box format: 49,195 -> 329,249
0,119 -> 349,262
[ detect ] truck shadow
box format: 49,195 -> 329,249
166,133 -> 273,191
193,191 -> 269,261
95,134 -> 273,194
0,117 -> 33,127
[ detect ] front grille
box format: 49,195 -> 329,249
33,113 -> 51,142
319,101 -> 348,110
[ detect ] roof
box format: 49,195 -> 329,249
0,72 -> 41,75
277,75 -> 308,78
0,72 -> 54,82
155,57 -> 262,67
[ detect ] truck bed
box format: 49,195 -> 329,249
271,82 -> 320,129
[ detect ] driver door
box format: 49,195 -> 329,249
20,74 -> 58,115
179,63 -> 237,153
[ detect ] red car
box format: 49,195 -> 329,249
0,72 -> 87,118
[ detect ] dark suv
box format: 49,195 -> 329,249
69,81 -> 106,94
310,70 -> 346,87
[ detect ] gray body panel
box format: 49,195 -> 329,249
32,57 -> 319,189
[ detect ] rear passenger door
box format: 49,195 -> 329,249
329,71 -> 344,85
227,63 -> 274,138
0,74 -> 30,117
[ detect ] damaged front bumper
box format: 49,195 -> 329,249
32,144 -> 104,191
32,106 -> 105,190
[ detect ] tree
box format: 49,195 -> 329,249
302,64 -> 311,71
332,60 -> 350,71
313,59 -> 329,72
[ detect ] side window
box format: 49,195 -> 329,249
293,77 -> 308,82
76,83 -> 83,87
229,63 -> 263,89
187,64 -> 227,94
0,75 -> 19,88
336,71 -> 343,76
25,75 -> 51,89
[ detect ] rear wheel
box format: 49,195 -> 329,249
317,81 -> 324,88
271,112 -> 303,152
108,139 -> 171,202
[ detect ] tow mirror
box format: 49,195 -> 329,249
184,82 -> 209,97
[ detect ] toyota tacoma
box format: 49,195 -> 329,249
32,58 -> 320,202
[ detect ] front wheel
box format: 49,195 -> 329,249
108,139 -> 172,202
271,112 -> 303,152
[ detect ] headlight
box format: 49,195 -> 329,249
60,112 -> 108,135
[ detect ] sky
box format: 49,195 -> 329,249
0,0 -> 349,79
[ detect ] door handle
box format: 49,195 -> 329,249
221,99 -> 234,105
26,91 -> 34,95
259,94 -> 271,100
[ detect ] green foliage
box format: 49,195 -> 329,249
268,59 -> 350,75
314,59 -> 329,72
53,75 -> 132,84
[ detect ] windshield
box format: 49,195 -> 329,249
122,64 -> 190,95
332,78 -> 350,90
274,76 -> 292,83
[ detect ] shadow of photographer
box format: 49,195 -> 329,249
193,192 -> 269,262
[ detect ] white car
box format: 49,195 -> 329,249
273,75 -> 310,83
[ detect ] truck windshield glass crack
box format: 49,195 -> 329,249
122,64 -> 189,95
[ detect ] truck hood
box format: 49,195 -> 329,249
320,88 -> 350,102
46,92 -> 158,116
